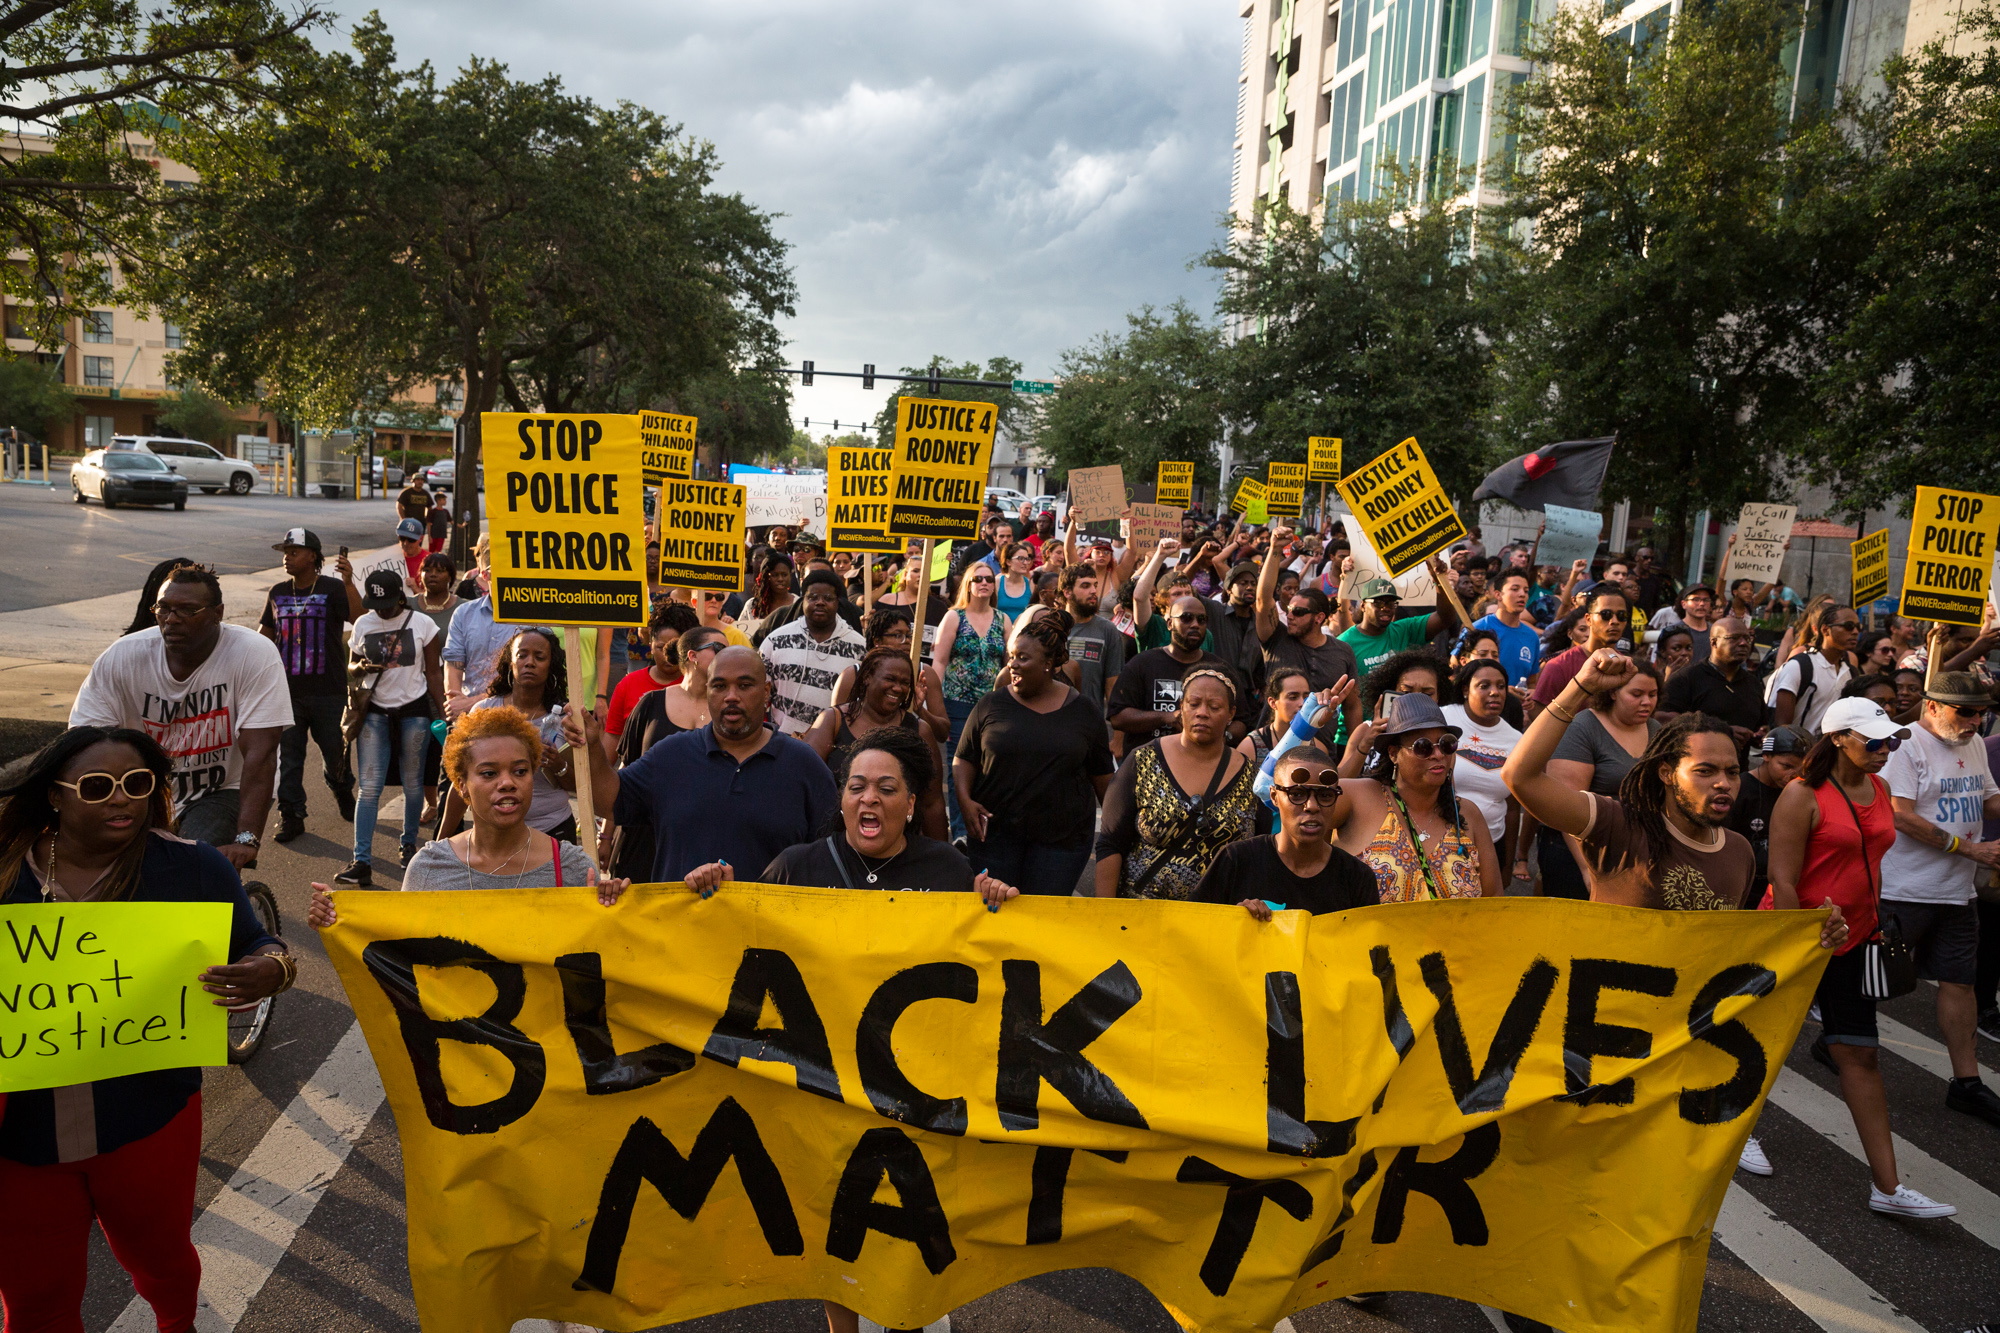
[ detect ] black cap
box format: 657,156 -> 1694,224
362,570 -> 407,613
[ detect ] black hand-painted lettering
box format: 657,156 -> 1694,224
1421,952 -> 1559,1114
1265,971 -> 1358,1157
1370,945 -> 1417,1112
1297,1151 -> 1380,1275
1175,1156 -> 1315,1296
826,1127 -> 957,1275
555,952 -> 696,1095
1371,1121 -> 1501,1245
361,937 -> 545,1135
1026,1145 -> 1129,1245
1679,963 -> 1776,1124
857,962 -> 977,1135
702,947 -> 843,1102
573,1100 -> 802,1295
1559,959 -> 1677,1106
996,959 -> 1148,1132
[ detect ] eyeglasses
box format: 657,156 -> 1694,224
1174,613 -> 1208,624
1591,609 -> 1626,620
1828,620 -> 1861,631
1287,606 -> 1317,618
1401,736 -> 1460,757
1944,704 -> 1990,719
1368,597 -> 1401,606
54,769 -> 158,803
151,602 -> 216,621
1273,767 -> 1341,806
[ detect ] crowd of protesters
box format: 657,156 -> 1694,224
8,493 -> 2000,1333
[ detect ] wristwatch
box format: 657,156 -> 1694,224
233,831 -> 261,848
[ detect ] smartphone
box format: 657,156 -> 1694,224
339,545 -> 348,558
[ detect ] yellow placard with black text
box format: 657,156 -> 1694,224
1307,437 -> 1342,483
1229,475 -> 1265,516
484,413 -> 647,627
887,398 -> 997,541
1267,462 -> 1307,518
1334,438 -> 1466,577
322,889 -> 1827,1333
826,445 -> 901,554
656,480 -> 746,593
639,411 -> 696,487
1851,528 -> 1891,607
1157,461 -> 1194,508
1899,486 -> 2000,625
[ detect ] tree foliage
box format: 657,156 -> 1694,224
868,357 -> 1027,451
153,385 -> 238,445
0,355 -> 74,435
1035,303 -> 1225,491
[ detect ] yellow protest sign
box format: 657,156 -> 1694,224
1900,486 -> 2000,625
323,888 -> 1825,1333
1307,437 -> 1342,483
638,411 -> 696,488
656,479 -> 746,593
1334,438 -> 1467,577
826,444 -> 901,555
484,413 -> 647,628
1157,461 -> 1194,508
887,398 -> 997,541
1229,475 -> 1265,516
1,903 -> 230,1092
1267,462 -> 1307,518
1851,528 -> 1891,607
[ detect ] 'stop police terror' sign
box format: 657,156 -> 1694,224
1900,485 -> 2000,626
1334,437 -> 1466,577
483,412 -> 647,628
887,397 -> 997,541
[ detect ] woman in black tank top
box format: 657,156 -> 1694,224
805,646 -> 948,841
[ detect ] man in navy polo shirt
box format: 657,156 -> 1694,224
568,645 -> 835,881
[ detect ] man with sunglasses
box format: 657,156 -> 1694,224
1773,603 -> 1858,732
70,566 -> 293,868
1107,594 -> 1249,745
1195,744 -> 1378,917
1876,671 -> 2000,1127
1333,557 -> 1459,681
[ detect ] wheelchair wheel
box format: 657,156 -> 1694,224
228,881 -> 282,1064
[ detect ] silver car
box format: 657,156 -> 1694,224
111,435 -> 258,494
71,449 -> 190,509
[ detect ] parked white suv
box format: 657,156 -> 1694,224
111,435 -> 259,494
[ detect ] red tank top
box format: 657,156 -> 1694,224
1793,775 -> 1892,954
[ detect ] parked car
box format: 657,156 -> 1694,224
984,486 -> 1027,517
371,456 -> 405,488
1020,494 -> 1060,523
111,435 -> 258,494
71,449 -> 189,510
423,458 -> 481,491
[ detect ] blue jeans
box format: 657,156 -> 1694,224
353,709 -> 430,865
944,696 -> 977,842
965,832 -> 1092,898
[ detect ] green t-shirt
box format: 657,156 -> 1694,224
1137,614 -> 1215,655
1339,614 -> 1434,677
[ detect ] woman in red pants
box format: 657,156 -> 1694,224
0,726 -> 294,1333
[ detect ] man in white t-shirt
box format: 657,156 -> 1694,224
1878,671 -> 2000,1127
1772,602 -> 1858,733
71,566 -> 293,868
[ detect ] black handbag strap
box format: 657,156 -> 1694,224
825,836 -> 858,891
1830,778 -> 1883,936
1126,744 -> 1235,897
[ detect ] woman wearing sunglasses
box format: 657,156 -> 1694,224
0,727 -> 292,1333
1755,700 -> 1955,1216
1335,693 -> 1503,902
1195,744 -> 1378,918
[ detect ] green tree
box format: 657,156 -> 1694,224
1204,187 -> 1503,506
1491,0 -> 1864,557
1036,302 -> 1225,493
1801,5 -> 2000,509
676,367 -> 793,475
0,356 -> 75,436
868,357 -> 1027,451
153,385 -> 237,445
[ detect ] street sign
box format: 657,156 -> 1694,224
1011,380 -> 1057,394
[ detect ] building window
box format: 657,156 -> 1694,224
82,311 -> 113,343
83,356 -> 114,387
163,320 -> 184,349
84,415 -> 115,448
436,381 -> 464,411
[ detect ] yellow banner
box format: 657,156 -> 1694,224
1851,528 -> 1891,607
1157,461 -> 1194,508
657,479 -> 746,593
826,444 -> 901,554
1334,438 -> 1466,577
1267,462 -> 1307,518
1900,486 -> 2000,625
323,889 -> 1825,1333
1307,437 -> 1342,484
639,411 -> 697,488
887,398 -> 997,541
484,413 -> 648,628
1,903 -> 230,1091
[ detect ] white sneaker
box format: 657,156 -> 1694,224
1738,1136 -> 1773,1176
1808,1002 -> 1822,1023
1869,1183 -> 1957,1218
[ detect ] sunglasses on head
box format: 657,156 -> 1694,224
1273,767 -> 1341,805
55,769 -> 158,803
1399,735 -> 1459,757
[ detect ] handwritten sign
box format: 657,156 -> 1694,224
1850,529 -> 1891,607
1,903 -> 230,1092
1536,503 -> 1603,571
1123,503 -> 1183,562
1156,461 -> 1194,508
1068,466 -> 1128,523
740,473 -> 826,533
1728,504 -> 1796,586
1307,437 -> 1342,483
1900,487 -> 2000,625
638,411 -> 696,487
1267,462 -> 1307,518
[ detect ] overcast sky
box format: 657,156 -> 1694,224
357,0 -> 1242,433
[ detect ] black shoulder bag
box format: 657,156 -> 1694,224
1833,781 -> 1916,1000
1125,745 -> 1236,898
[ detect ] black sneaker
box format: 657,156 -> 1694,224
1978,1009 -> 2000,1043
273,813 -> 306,843
401,843 -> 420,868
334,787 -> 356,822
1945,1077 -> 2000,1128
333,859 -> 372,886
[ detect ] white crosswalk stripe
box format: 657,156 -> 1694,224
1876,1012 -> 1999,1082
1712,1183 -> 1929,1333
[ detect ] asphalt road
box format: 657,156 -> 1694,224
0,478 -> 407,612
55,767 -> 2000,1333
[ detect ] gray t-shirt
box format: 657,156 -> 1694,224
402,837 -> 594,891
1552,709 -> 1659,796
1065,615 -> 1126,714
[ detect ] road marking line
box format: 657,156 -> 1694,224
1875,1014 -> 1996,1082
1477,1307 -> 1512,1331
108,1020 -> 386,1333
1712,1183 -> 1928,1333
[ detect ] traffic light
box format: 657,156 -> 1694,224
801,360 -> 814,386
862,364 -> 875,389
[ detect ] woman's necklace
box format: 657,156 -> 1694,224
467,827 -> 533,879
853,842 -> 904,885
419,589 -> 453,611
40,833 -> 114,902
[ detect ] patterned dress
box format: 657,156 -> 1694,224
942,612 -> 1010,704
1361,794 -> 1484,902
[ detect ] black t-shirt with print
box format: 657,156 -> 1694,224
1104,649 -> 1247,743
259,575 -> 351,697
1194,835 -> 1381,915
763,834 -> 974,893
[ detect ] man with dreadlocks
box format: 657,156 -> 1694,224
1505,649 -> 1847,944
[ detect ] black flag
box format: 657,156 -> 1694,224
1471,437 -> 1615,513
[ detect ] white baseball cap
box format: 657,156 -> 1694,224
1817,697 -> 1909,742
